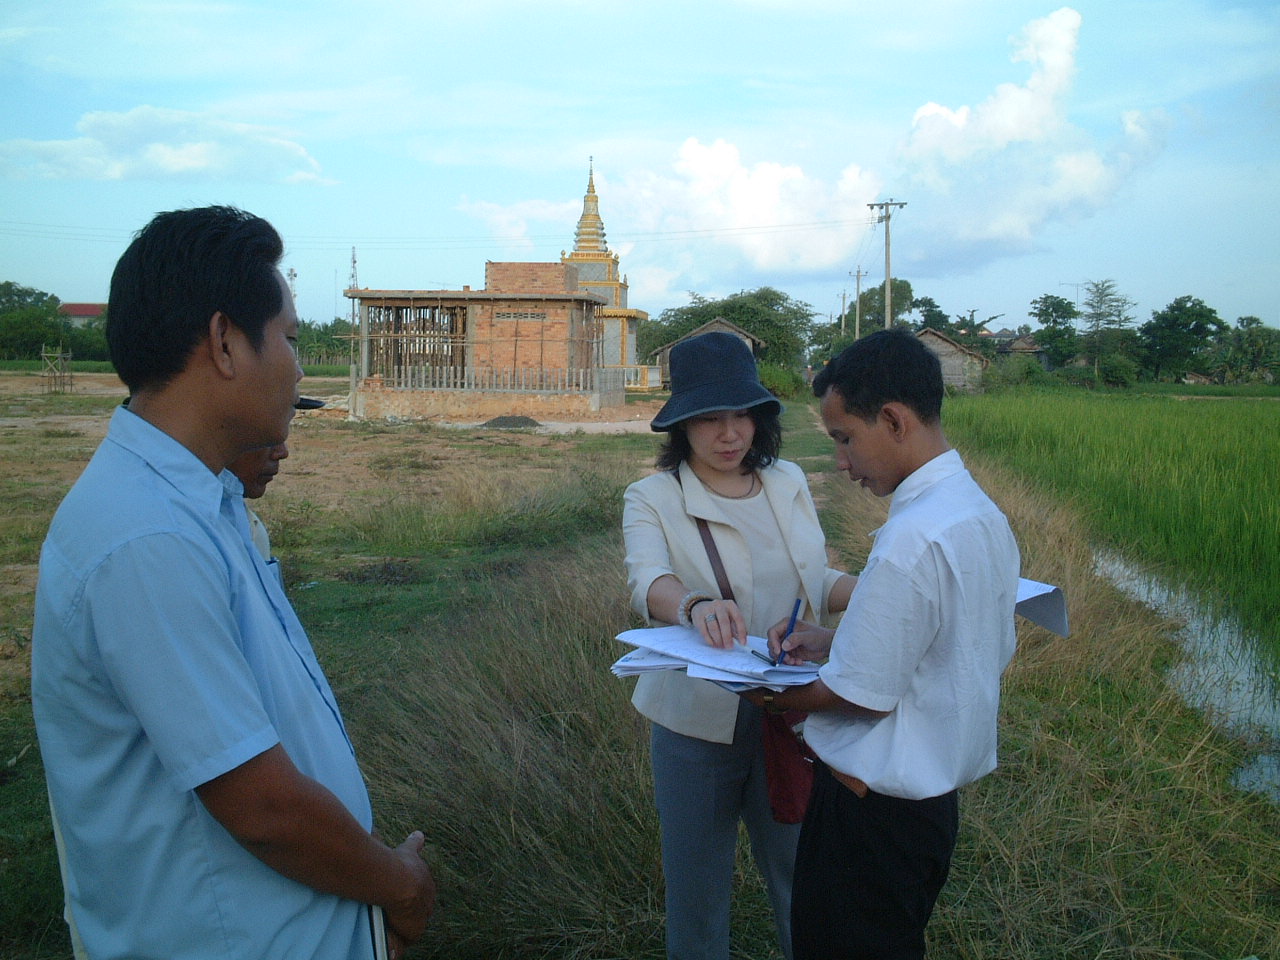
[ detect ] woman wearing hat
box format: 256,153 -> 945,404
623,332 -> 855,960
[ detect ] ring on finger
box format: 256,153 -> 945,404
705,613 -> 718,623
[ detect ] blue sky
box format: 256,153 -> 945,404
2,0 -> 1277,335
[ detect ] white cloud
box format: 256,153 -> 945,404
624,138 -> 881,271
453,136 -> 883,305
898,6 -> 1166,269
0,106 -> 329,183
456,198 -> 581,247
905,6 -> 1081,164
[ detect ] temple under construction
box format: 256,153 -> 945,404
344,166 -> 654,421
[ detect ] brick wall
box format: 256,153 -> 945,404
469,299 -> 576,370
484,262 -> 579,294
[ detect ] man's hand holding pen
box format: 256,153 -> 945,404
766,617 -> 836,665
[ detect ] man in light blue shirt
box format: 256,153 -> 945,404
33,206 -> 435,960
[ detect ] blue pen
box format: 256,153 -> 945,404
777,598 -> 802,666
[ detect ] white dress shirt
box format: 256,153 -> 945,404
804,449 -> 1020,799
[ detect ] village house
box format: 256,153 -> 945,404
998,332 -> 1048,369
57,303 -> 106,327
649,318 -> 765,389
916,328 -> 989,390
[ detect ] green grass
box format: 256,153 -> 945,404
944,388 -> 1280,666
0,393 -> 121,417
3,392 -> 1279,958
0,361 -> 116,374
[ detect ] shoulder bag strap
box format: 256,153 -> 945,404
696,517 -> 735,603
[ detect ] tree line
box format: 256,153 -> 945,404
0,282 -> 354,366
0,283 -> 109,362
6,277 -> 1277,388
638,280 -> 1280,390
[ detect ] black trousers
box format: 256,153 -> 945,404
792,763 -> 959,960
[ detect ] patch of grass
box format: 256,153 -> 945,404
0,394 -> 121,417
817,449 -> 1280,959
4,395 -> 1278,959
944,389 -> 1280,666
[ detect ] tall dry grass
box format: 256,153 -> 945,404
934,456 -> 1276,957
327,432 -> 1279,958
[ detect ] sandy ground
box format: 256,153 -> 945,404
0,371 -> 665,436
1,370 -> 669,695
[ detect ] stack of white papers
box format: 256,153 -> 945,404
612,579 -> 1068,692
613,625 -> 820,692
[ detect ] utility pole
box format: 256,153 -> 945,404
852,266 -> 866,340
868,199 -> 906,328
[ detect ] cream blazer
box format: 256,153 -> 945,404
622,458 -> 845,744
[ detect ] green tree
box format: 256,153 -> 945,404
910,296 -> 950,332
297,317 -> 354,364
0,307 -> 64,360
0,281 -> 60,315
1139,295 -> 1225,381
806,320 -> 857,366
1208,316 -> 1280,383
1081,279 -> 1136,380
1028,293 -> 1080,368
0,283 -> 68,360
64,311 -> 110,361
842,278 -> 914,332
639,287 -> 816,368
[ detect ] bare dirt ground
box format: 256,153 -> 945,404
0,371 -> 667,694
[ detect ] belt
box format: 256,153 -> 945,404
829,767 -> 870,798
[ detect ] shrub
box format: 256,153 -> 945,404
757,361 -> 806,399
982,355 -> 1054,390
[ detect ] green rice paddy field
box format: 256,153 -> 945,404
944,389 -> 1280,669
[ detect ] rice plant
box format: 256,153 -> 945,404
943,390 -> 1280,665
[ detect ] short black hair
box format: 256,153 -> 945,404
813,328 -> 943,423
107,205 -> 285,393
656,405 -> 782,473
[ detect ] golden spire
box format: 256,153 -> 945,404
574,158 -> 607,254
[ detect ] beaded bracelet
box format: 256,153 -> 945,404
677,591 -> 715,628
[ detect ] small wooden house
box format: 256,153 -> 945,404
649,318 -> 766,389
916,328 -> 989,390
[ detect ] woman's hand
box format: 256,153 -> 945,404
689,597 -> 747,649
767,617 -> 834,664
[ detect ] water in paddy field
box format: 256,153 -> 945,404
1095,549 -> 1280,804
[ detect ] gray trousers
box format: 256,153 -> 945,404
650,699 -> 799,960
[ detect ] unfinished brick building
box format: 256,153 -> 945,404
345,166 -> 650,421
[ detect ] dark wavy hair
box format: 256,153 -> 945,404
656,405 -> 782,473
107,205 -> 284,393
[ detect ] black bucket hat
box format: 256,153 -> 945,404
651,331 -> 781,431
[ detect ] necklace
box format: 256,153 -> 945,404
706,471 -> 757,500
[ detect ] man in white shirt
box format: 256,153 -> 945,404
744,329 -> 1020,959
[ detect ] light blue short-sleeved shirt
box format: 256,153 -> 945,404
33,407 -> 375,960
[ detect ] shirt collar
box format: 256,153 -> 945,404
106,405 -> 234,521
886,448 -> 965,519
